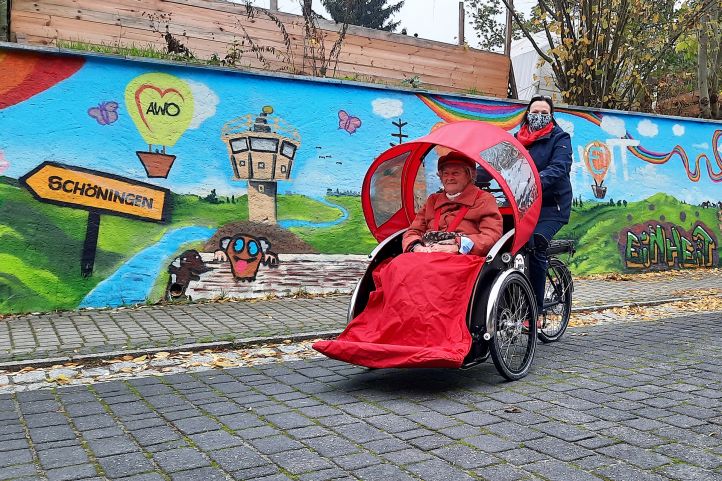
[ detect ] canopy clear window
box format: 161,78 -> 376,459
478,141 -> 538,216
369,151 -> 410,227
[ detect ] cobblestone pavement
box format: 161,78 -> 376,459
1,269 -> 721,363
0,312 -> 720,481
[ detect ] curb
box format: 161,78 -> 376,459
0,330 -> 343,371
570,294 -> 722,312
2,295 -> 720,370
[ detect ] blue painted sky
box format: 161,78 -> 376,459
1,54 -> 721,204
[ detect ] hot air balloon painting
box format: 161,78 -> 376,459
0,50 -> 84,110
124,73 -> 194,178
584,140 -> 611,199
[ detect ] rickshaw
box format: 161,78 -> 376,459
314,121 -> 573,381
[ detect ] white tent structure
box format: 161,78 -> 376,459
510,31 -> 560,101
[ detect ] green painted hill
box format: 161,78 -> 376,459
0,183 -> 347,314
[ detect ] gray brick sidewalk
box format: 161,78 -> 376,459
1,269 -> 721,363
1,312 -> 720,480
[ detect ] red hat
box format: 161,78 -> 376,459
438,151 -> 476,171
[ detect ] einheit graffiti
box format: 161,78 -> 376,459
621,221 -> 718,270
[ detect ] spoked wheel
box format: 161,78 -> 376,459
538,257 -> 573,343
489,271 -> 537,381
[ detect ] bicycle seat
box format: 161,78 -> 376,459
547,239 -> 575,256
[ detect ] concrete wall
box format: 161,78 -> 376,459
1,44 -> 720,314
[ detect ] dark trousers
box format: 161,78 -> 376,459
529,219 -> 565,311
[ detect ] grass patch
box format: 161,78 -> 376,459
289,196 -> 377,254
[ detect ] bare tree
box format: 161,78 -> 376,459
496,0 -> 715,109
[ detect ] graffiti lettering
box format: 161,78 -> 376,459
145,101 -> 181,117
622,221 -> 718,270
47,175 -> 155,209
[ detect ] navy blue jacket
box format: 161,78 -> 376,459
517,124 -> 573,224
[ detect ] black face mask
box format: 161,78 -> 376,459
527,112 -> 552,131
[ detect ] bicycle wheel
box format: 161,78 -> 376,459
538,257 -> 572,343
489,271 -> 537,381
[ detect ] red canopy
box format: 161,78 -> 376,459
362,121 -> 541,255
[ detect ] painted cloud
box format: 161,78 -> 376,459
672,124 -> 685,136
637,119 -> 658,137
372,98 -> 404,119
556,118 -> 575,137
600,115 -> 627,138
187,80 -> 219,129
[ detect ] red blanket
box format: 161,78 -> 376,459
313,252 -> 485,368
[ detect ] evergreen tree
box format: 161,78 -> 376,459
203,189 -> 220,204
321,0 -> 404,31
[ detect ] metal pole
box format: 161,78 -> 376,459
504,0 -> 514,55
458,1 -> 465,46
270,0 -> 278,11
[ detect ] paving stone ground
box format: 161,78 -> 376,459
0,312 -> 720,481
1,269 -> 721,363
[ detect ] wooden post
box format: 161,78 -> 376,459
269,0 -> 278,11
458,1 -> 465,46
504,0 -> 514,55
0,0 -> 9,42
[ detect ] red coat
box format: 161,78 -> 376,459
402,183 -> 503,256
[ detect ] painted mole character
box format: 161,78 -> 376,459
166,250 -> 210,300
214,234 -> 279,281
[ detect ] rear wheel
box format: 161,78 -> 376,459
538,257 -> 572,343
489,271 -> 537,381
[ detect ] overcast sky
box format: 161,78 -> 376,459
242,0 -> 536,50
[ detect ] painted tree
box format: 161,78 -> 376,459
320,0 -> 404,31
493,0 -> 716,109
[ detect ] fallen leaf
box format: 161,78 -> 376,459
212,359 -> 235,368
154,352 -> 170,359
51,374 -> 71,385
121,355 -> 133,361
504,406 -> 522,413
132,355 -> 147,363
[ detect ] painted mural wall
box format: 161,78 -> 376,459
1,45 -> 721,314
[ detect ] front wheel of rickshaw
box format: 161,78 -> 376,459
489,271 -> 537,381
538,257 -> 573,343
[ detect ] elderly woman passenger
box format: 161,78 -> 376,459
403,151 -> 503,256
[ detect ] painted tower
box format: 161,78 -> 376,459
221,106 -> 301,223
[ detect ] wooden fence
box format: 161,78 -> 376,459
9,0 -> 510,96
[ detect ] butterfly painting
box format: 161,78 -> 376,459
88,101 -> 119,125
338,110 -> 362,134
